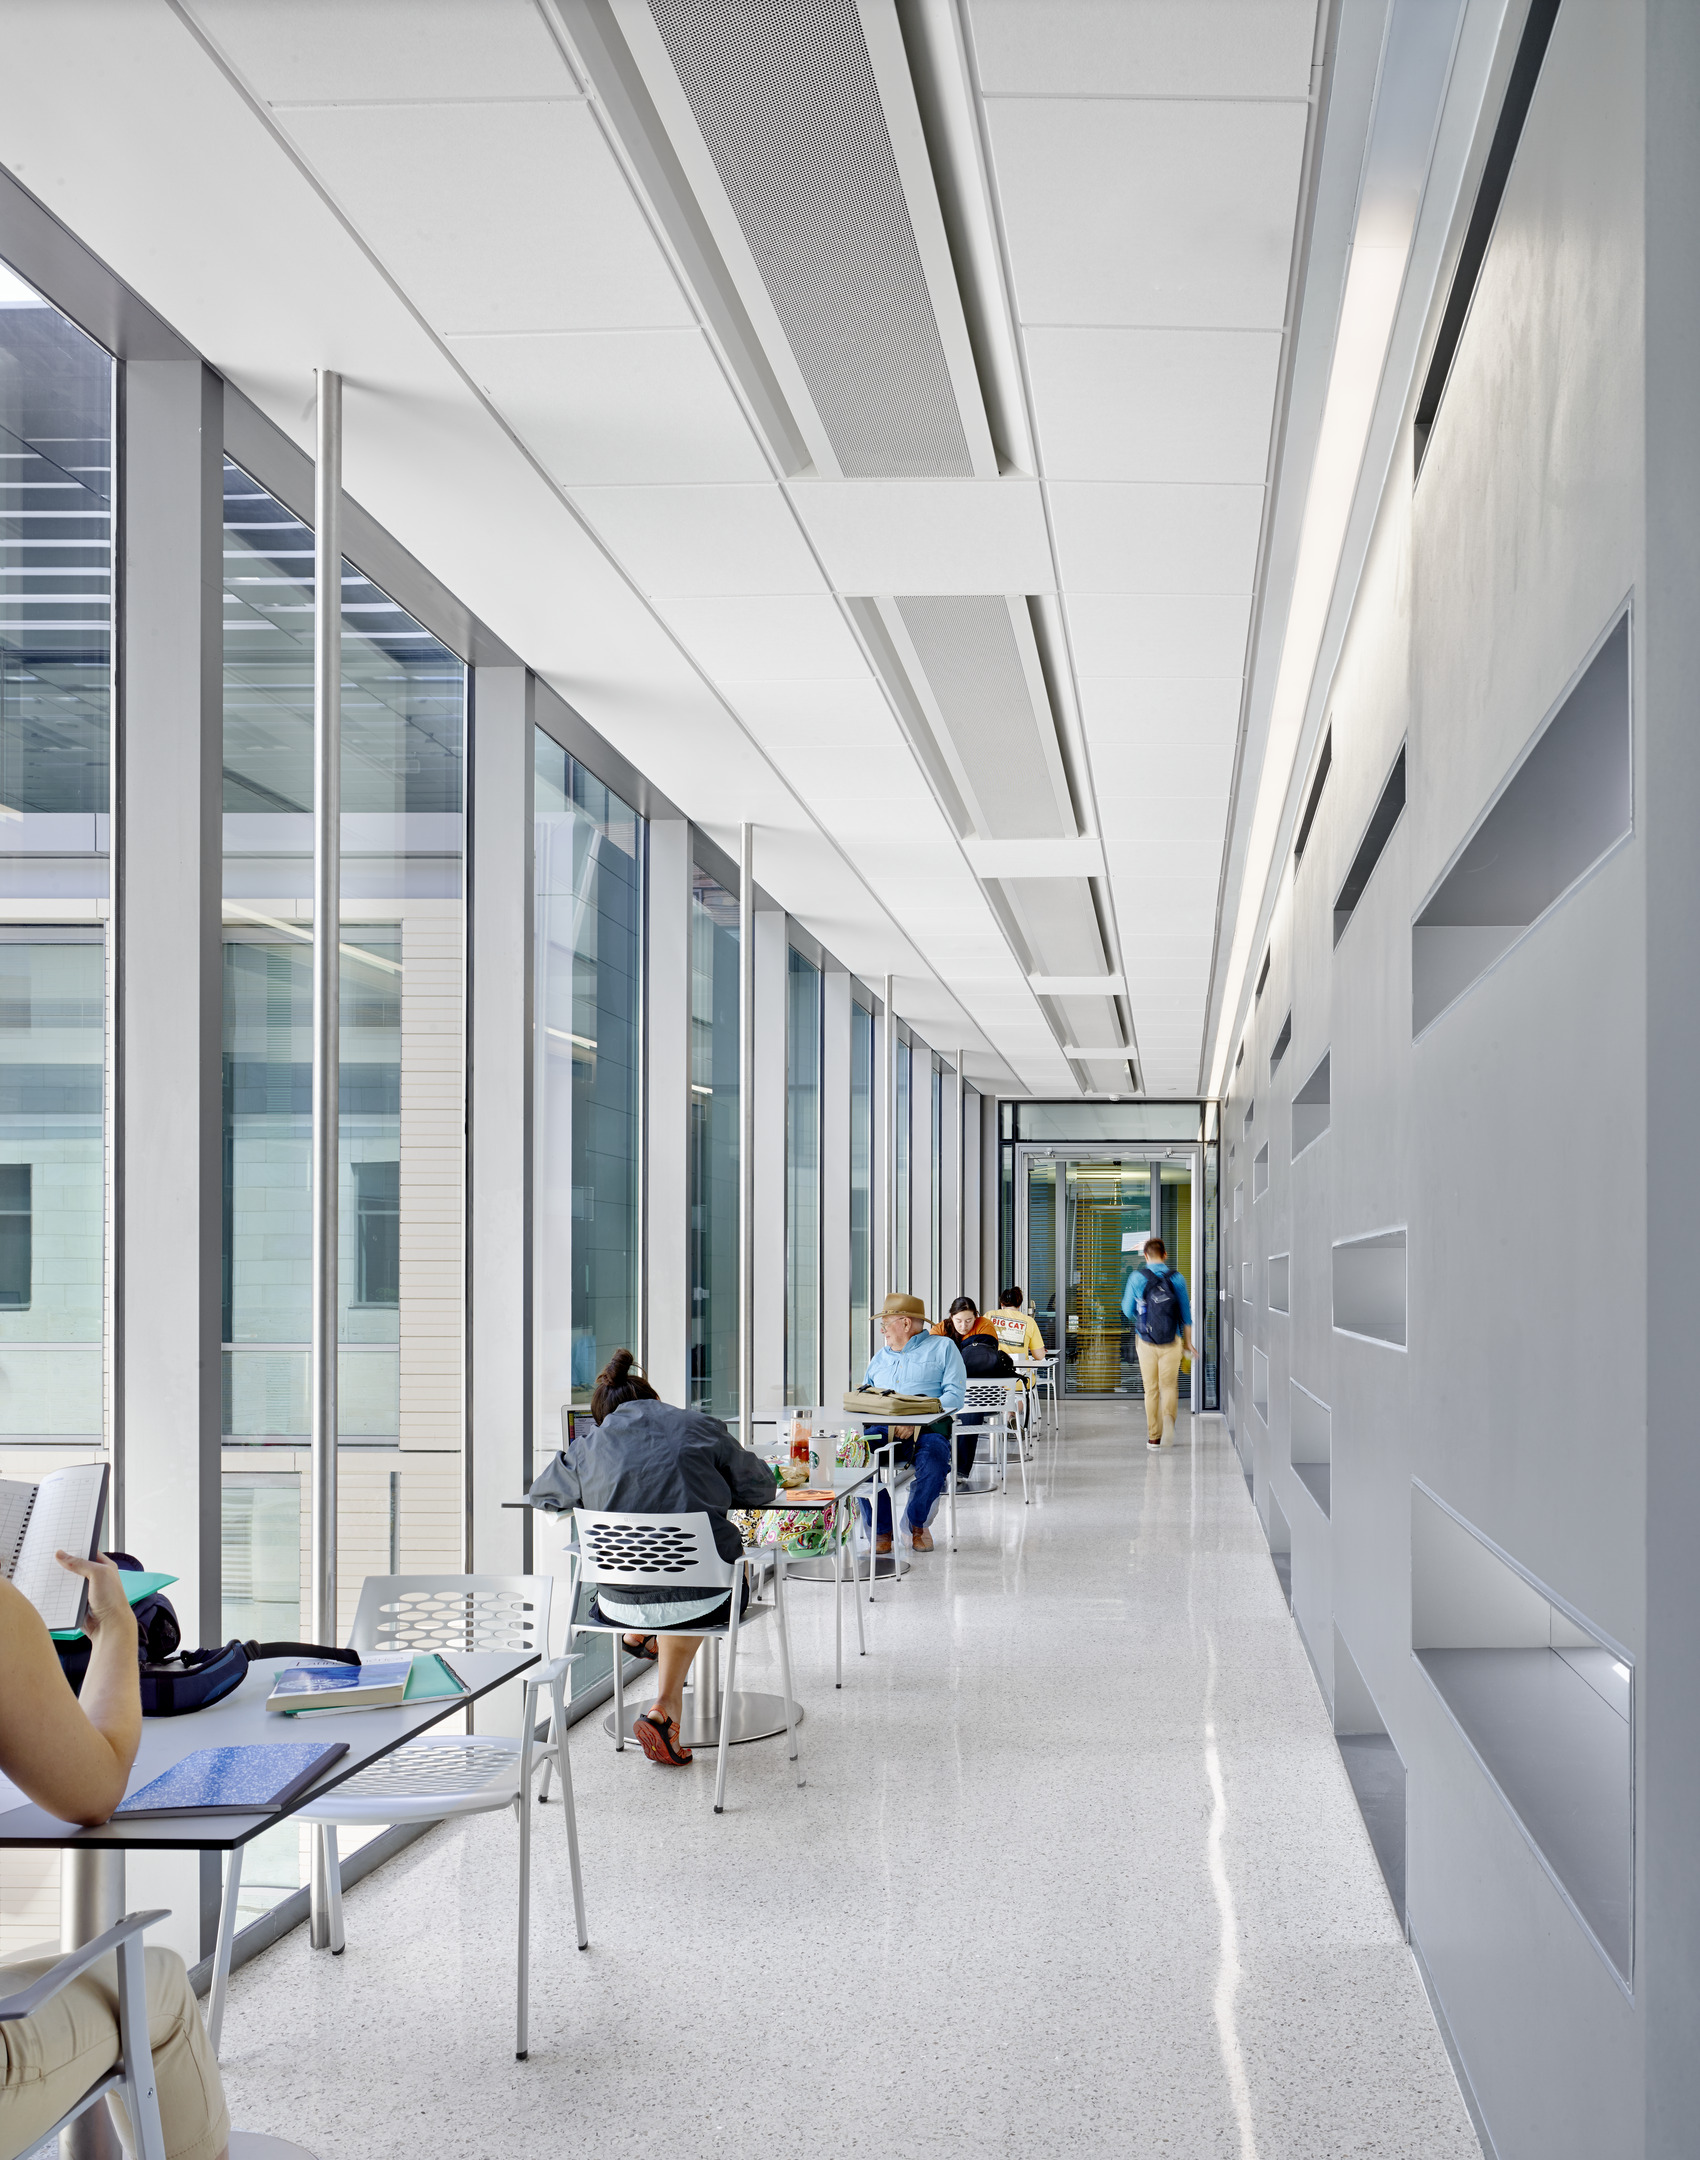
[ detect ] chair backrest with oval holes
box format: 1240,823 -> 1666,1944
571,1510 -> 734,1591
348,1574 -> 553,1658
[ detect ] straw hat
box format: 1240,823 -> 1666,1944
879,1292 -> 927,1321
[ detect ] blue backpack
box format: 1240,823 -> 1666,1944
1135,1266 -> 1181,1346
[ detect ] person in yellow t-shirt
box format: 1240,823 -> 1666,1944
991,1285 -> 1047,1369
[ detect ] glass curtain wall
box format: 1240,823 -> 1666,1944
930,1058 -> 942,1313
533,734 -> 642,1432
0,258 -> 113,1956
894,1038 -> 910,1293
849,999 -> 872,1372
689,869 -> 739,1417
220,462 -> 466,1918
785,947 -> 821,1406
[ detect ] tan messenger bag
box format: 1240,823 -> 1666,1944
842,1389 -> 944,1419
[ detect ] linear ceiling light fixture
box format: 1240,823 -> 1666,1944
1208,0 -> 1463,1094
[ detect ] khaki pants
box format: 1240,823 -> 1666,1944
1135,1336 -> 1184,1443
0,1943 -> 228,2160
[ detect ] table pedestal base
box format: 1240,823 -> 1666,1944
602,1691 -> 801,1747
230,2136 -> 320,2160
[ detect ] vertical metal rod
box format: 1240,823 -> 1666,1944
879,974 -> 895,1320
62,1849 -> 125,2160
738,822 -> 755,1446
311,368 -> 341,1648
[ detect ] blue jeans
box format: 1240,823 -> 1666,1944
862,1422 -> 953,1538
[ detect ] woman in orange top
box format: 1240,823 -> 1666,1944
932,1295 -> 998,1344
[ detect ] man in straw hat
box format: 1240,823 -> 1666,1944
857,1292 -> 966,1553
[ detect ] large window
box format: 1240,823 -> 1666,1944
0,258 -> 113,1959
221,459 -> 467,1728
785,947 -> 821,1406
849,999 -> 872,1371
930,1058 -> 943,1313
688,868 -> 738,1418
534,733 -> 642,1424
894,1037 -> 910,1294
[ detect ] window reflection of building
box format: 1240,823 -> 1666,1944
688,869 -> 738,1418
533,735 -> 641,1428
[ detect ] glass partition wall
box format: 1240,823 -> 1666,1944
785,947 -> 821,1406
849,999 -> 872,1370
0,256 -> 112,1954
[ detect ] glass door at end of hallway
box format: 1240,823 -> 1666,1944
1018,1149 -> 1200,1401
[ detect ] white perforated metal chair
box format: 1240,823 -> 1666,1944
0,1911 -> 170,2160
205,1574 -> 585,2065
567,1510 -> 802,1814
959,1378 -> 1029,1502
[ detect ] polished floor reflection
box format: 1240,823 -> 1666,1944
219,1404 -> 1479,2159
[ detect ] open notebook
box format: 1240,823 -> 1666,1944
0,1461 -> 108,1633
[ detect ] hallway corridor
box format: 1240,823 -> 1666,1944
217,1405 -> 1478,2158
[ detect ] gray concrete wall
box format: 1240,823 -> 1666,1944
1219,6 -> 1656,2152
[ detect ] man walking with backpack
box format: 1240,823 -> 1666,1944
1123,1236 -> 1195,1449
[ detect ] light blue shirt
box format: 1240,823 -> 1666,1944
861,1331 -> 967,1413
1121,1264 -> 1192,1330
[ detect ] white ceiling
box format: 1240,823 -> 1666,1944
0,0 -> 1393,1099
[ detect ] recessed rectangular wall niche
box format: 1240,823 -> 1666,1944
1411,1484 -> 1632,1982
1252,1344 -> 1268,1422
1334,745 -> 1406,945
1234,1329 -> 1244,1381
1294,725 -> 1333,864
1253,1142 -> 1270,1200
1234,1181 -> 1243,1222
1269,1011 -> 1292,1076
1292,1049 -> 1331,1157
1332,1228 -> 1407,1347
1243,1099 -> 1255,1137
1291,1380 -> 1330,1517
1412,612 -> 1631,1036
1241,1257 -> 1252,1303
1268,1253 -> 1290,1314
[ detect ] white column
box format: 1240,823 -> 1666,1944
309,369 -> 341,1649
644,817 -> 691,1404
115,357 -> 224,1975
737,826 -> 756,1442
468,664 -> 531,1576
963,1088 -> 983,1305
910,1037 -> 931,1307
876,977 -> 894,1312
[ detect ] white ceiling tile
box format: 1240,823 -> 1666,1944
718,678 -> 901,746
570,486 -> 824,597
969,0 -> 1318,98
986,100 -> 1307,328
1078,676 -> 1242,745
1048,483 -> 1263,593
1106,847 -> 1222,884
1025,328 -> 1281,483
785,480 -> 1054,593
279,101 -> 692,331
771,749 -> 944,831
188,0 -> 576,102
446,329 -> 768,484
1067,593 -> 1253,676
651,597 -> 870,681
1090,742 -> 1234,797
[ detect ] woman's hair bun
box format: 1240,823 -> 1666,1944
597,1348 -> 637,1387
589,1347 -> 659,1423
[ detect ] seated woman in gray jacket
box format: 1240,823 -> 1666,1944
528,1350 -> 776,1769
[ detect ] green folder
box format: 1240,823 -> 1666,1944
51,1571 -> 178,1642
402,1652 -> 468,1700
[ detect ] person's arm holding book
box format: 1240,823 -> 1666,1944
0,1553 -> 140,1826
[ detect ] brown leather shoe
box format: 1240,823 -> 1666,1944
875,1534 -> 893,1553
910,1525 -> 934,1552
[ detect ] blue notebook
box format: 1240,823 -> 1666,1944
114,1741 -> 347,1818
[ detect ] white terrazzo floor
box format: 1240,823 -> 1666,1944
217,1404 -> 1480,2159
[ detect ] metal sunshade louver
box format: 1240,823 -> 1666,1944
648,0 -> 974,476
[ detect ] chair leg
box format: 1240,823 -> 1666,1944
115,1930 -> 168,2160
853,1511 -> 866,1656
774,1566 -> 804,1788
515,1784 -> 531,2061
833,1511 -> 843,1689
554,1723 -> 589,1952
612,1631 -> 626,1750
204,1842 -> 243,2059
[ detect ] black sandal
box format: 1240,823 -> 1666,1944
621,1633 -> 659,1661
633,1711 -> 693,1766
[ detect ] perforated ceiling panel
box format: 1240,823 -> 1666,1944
1007,878 -> 1106,978
896,596 -> 1068,839
648,0 -> 973,476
